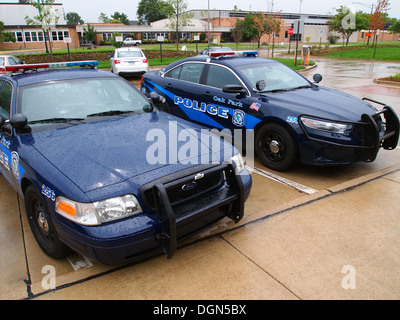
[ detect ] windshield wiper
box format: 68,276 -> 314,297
288,85 -> 313,91
261,85 -> 312,93
29,117 -> 85,124
87,110 -> 137,117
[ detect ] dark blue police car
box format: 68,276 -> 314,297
141,51 -> 399,171
0,61 -> 251,265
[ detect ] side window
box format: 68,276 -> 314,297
205,65 -> 242,90
8,57 -> 21,65
0,57 -> 4,67
0,81 -> 12,120
165,63 -> 204,84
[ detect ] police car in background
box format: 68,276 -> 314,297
0,61 -> 251,265
141,50 -> 399,171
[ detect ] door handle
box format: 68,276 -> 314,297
202,91 -> 212,97
165,83 -> 173,89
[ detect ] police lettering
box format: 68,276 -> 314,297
174,96 -> 229,119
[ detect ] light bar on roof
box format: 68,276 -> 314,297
5,60 -> 99,72
208,50 -> 258,58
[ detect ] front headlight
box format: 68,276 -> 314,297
55,194 -> 142,226
301,117 -> 349,134
224,153 -> 245,174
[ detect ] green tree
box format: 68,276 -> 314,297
231,19 -> 244,50
388,20 -> 400,33
111,12 -> 130,25
83,24 -> 96,48
98,12 -> 110,23
66,12 -> 84,25
0,21 -> 16,43
327,6 -> 369,46
166,0 -> 193,51
137,0 -> 173,25
241,12 -> 274,48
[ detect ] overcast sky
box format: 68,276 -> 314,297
17,0 -> 400,23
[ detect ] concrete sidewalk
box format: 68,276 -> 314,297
26,163 -> 400,300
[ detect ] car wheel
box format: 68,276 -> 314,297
24,185 -> 70,259
255,123 -> 298,171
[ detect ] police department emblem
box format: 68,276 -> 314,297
232,110 -> 245,127
11,152 -> 20,179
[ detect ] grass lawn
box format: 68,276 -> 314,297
325,47 -> 400,61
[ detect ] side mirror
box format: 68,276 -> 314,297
10,114 -> 28,129
7,114 -> 31,134
223,84 -> 247,95
313,74 -> 323,84
256,80 -> 266,91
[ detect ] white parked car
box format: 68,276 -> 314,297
0,55 -> 23,74
110,47 -> 149,77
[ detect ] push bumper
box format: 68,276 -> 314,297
57,164 -> 251,265
299,100 -> 399,165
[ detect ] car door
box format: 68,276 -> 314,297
200,63 -> 252,131
0,80 -> 20,189
160,62 -> 206,124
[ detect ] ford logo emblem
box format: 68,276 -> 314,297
182,181 -> 197,191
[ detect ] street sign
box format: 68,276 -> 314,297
288,28 -> 294,36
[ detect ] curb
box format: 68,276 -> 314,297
373,79 -> 400,87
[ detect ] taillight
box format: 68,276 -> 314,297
0,67 -> 5,74
114,60 -> 121,64
142,59 -> 148,63
140,77 -> 144,86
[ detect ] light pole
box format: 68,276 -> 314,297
352,2 -> 374,45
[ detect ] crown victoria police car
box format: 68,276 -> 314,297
0,61 -> 251,265
141,51 -> 399,171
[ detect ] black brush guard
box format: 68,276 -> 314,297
299,99 -> 399,162
150,163 -> 244,258
359,98 -> 399,162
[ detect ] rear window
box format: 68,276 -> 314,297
117,51 -> 143,58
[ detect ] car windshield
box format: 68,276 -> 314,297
238,62 -> 311,92
18,77 -> 152,123
117,51 -> 143,58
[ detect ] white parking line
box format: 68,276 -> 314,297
245,165 -> 318,195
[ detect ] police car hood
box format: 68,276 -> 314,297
25,112 -> 234,193
266,85 -> 377,121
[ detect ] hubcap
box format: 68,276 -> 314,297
37,212 -> 49,232
269,140 -> 280,154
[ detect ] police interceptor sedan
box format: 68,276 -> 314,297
141,51 -> 399,171
0,61 -> 251,265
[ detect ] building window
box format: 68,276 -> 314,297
52,31 -> 58,41
31,32 -> 38,41
38,32 -> 44,41
25,32 -> 31,42
15,32 -> 23,42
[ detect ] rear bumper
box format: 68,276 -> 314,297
113,63 -> 149,76
57,165 -> 251,265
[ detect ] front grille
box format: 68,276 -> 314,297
142,170 -> 225,212
352,114 -> 384,146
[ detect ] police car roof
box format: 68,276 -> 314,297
4,68 -> 116,87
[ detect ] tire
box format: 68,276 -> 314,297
255,123 -> 298,171
24,185 -> 70,259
